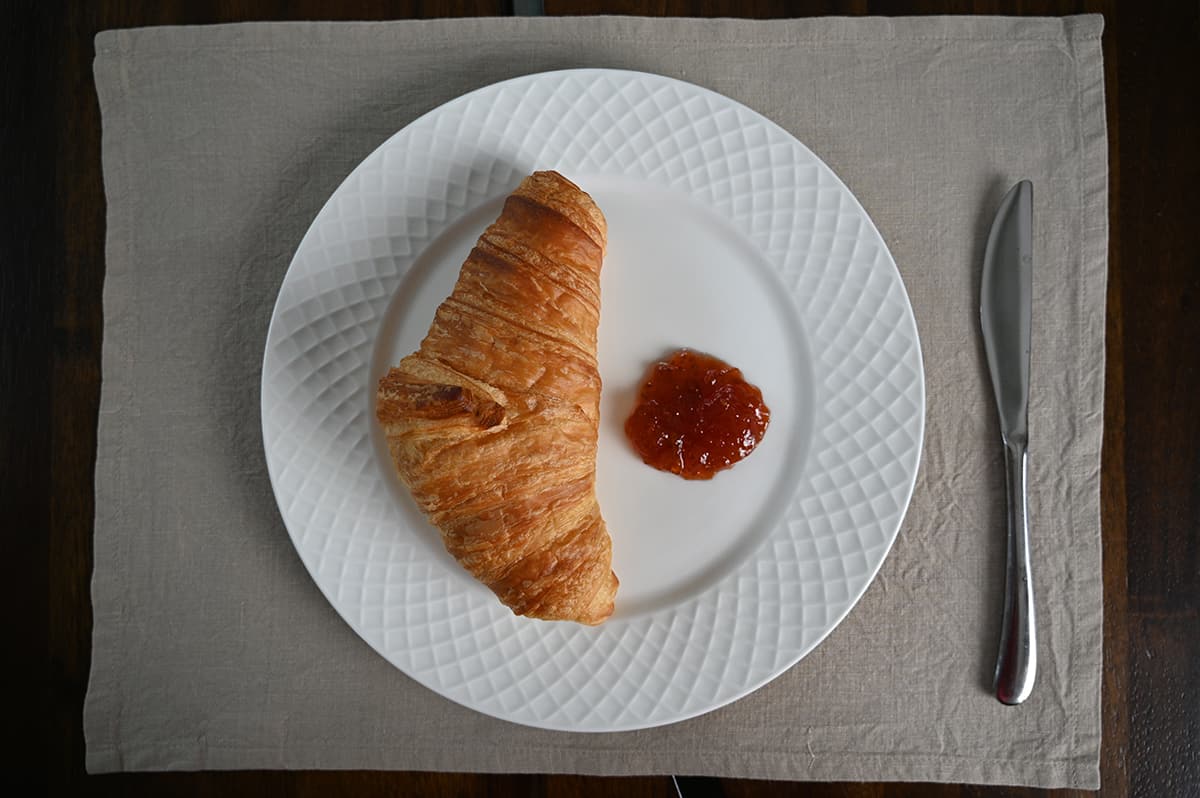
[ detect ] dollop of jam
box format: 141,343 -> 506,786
624,349 -> 770,480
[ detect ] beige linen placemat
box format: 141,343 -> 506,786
85,15 -> 1106,787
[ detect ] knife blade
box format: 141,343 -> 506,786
980,180 -> 1036,706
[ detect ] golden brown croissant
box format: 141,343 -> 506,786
376,171 -> 618,624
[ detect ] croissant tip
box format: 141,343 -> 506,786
573,572 -> 620,626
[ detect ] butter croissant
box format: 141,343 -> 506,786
376,171 -> 618,624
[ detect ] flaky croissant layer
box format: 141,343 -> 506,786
376,171 -> 618,625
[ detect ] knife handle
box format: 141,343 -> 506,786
994,438 -> 1037,705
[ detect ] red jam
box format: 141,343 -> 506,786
624,349 -> 770,480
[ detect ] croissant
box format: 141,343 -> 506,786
376,171 -> 618,624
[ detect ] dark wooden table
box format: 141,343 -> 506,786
5,1 -> 1196,796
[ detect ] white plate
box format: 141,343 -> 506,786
262,69 -> 924,732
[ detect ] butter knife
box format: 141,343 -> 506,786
980,180 -> 1036,705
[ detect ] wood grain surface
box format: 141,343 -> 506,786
3,1 -> 1196,796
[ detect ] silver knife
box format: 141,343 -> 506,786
980,180 -> 1036,706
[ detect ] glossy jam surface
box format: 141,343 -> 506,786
624,349 -> 770,480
